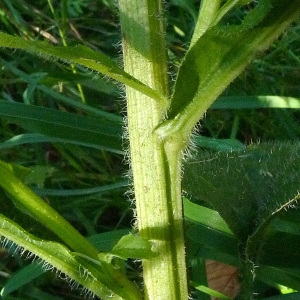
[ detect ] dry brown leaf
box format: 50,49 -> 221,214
206,260 -> 240,299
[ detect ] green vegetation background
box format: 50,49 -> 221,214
0,0 -> 299,299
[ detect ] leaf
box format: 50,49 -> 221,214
160,0 -> 300,140
184,198 -> 238,266
183,142 -> 300,242
0,57 -> 122,121
191,282 -> 232,300
24,165 -> 55,188
257,266 -> 300,294
0,163 -> 142,299
0,32 -> 166,105
0,159 -> 100,255
183,142 -> 300,295
193,136 -> 245,152
261,293 -> 300,300
183,198 -> 233,236
0,262 -> 45,297
111,233 -> 158,259
33,180 -> 128,197
0,214 -> 141,300
211,96 -> 300,110
88,229 -> 131,252
0,101 -> 123,154
205,259 -> 240,299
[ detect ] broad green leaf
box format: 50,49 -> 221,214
0,101 -> 123,154
183,142 -> 300,242
111,233 -> 158,259
0,32 -> 166,105
183,142 -> 300,295
0,262 -> 45,297
160,0 -> 300,141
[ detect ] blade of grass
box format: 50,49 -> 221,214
211,96 -> 300,109
0,101 -> 123,154
0,58 -> 122,121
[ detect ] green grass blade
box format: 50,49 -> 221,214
0,32 -> 167,105
0,101 -> 123,154
211,96 -> 300,109
0,262 -> 45,297
0,58 -> 122,122
33,180 -> 128,197
0,133 -> 124,154
190,282 -> 232,300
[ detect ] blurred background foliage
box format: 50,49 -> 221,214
0,0 -> 299,299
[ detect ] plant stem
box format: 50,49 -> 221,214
118,1 -> 188,299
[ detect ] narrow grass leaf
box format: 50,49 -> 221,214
0,58 -> 122,121
0,262 -> 45,297
190,282 -> 232,299
0,101 -> 123,154
261,294 -> 300,300
257,266 -> 300,292
211,96 -> 300,110
33,180 -> 129,197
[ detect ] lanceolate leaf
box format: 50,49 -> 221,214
0,32 -> 167,105
161,0 -> 300,140
0,214 -> 141,300
111,233 -> 158,260
0,101 -> 123,154
0,161 -> 142,299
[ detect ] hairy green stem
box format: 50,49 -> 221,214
118,0 -> 188,299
